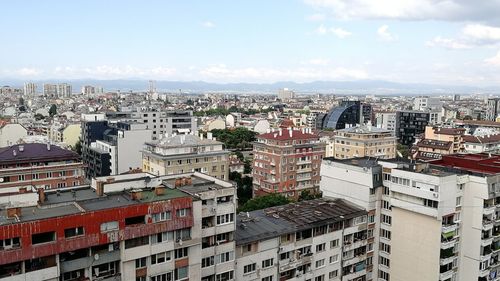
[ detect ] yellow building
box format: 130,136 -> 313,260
332,125 -> 397,159
48,123 -> 81,148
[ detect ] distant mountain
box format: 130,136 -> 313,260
1,78 -> 499,95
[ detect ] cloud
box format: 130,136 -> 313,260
306,13 -> 326,21
302,58 -> 331,66
201,21 -> 215,28
304,0 -> 500,23
426,24 -> 500,49
15,67 -> 42,76
485,50 -> 500,66
377,25 -> 396,41
315,25 -> 352,38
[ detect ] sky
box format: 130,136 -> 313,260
1,0 -> 500,86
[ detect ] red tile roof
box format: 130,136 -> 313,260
433,127 -> 465,135
431,153 -> 500,174
462,134 -> 500,144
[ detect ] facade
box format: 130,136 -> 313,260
375,112 -> 396,132
319,100 -> 372,130
80,85 -> 102,96
0,123 -> 28,147
23,82 -> 37,97
142,134 -> 229,180
43,83 -> 72,98
331,125 -> 396,159
424,126 -> 465,153
278,88 -> 295,101
128,110 -> 197,140
0,172 -> 236,281
252,128 -> 325,198
395,111 -> 430,145
0,143 -> 84,194
463,134 -> 500,153
413,96 -> 442,111
235,198 -> 368,281
486,98 -> 500,121
48,123 -> 81,148
410,139 -> 454,161
81,118 -> 111,179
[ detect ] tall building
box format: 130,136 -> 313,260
252,128 -> 325,198
317,100 -> 372,130
395,110 -> 430,145
81,85 -> 96,95
43,83 -> 58,97
23,82 -> 37,97
413,96 -> 442,111
142,133 -> 229,180
43,83 -> 72,98
235,198 -> 368,281
375,111 -> 397,132
486,98 -> 500,121
0,172 -> 236,281
331,124 -> 397,159
321,153 -> 500,281
0,143 -> 84,194
277,88 -> 295,101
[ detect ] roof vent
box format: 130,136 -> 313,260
18,145 -> 24,152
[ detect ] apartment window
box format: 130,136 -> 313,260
124,236 -> 149,249
329,270 -> 338,279
353,215 -> 366,225
424,199 -> 439,208
217,213 -> 234,225
262,276 -> 273,281
456,196 -> 462,207
381,214 -> 392,225
176,208 -> 190,217
100,221 -> 119,232
150,272 -> 172,281
216,271 -> 234,281
135,257 -> 147,268
151,251 -> 171,264
380,256 -> 390,268
316,243 -> 326,253
380,242 -> 391,254
47,172 -> 52,178
217,251 -> 234,264
262,258 -> 274,268
378,270 -> 390,281
175,247 -> 188,259
330,239 -> 339,248
18,175 -> 25,181
172,264 -> 188,279
32,231 -> 56,245
152,211 -> 171,222
315,259 -> 325,268
368,214 -> 375,223
151,231 -> 173,244
382,200 -> 391,210
280,251 -> 291,260
202,256 -> 214,268
244,263 -> 256,274
329,254 -> 339,264
32,173 -> 39,180
380,229 -> 391,240
315,275 -> 324,281
0,237 -> 21,250
64,226 -> 84,238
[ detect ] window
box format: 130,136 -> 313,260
330,239 -> 339,248
216,271 -> 234,281
262,258 -> 274,268
151,231 -> 174,244
217,251 -> 234,264
32,231 -> 55,245
174,247 -> 188,259
202,256 -> 214,268
150,272 -> 172,281
368,214 -> 375,223
151,251 -> 171,264
456,196 -> 462,207
175,266 -> 188,280
329,254 -> 338,264
152,211 -> 171,222
380,242 -> 391,254
175,228 -> 191,241
100,221 -> 119,232
32,173 -> 39,180
217,213 -> 235,225
315,275 -> 324,281
316,243 -> 326,253
125,215 -> 145,226
262,277 -> 273,281
380,256 -> 390,267
64,226 -> 84,238
176,208 -> 190,217
378,270 -> 390,281
329,270 -> 338,279
380,229 -> 391,240
135,257 -> 147,268
382,200 -> 391,210
125,236 -> 149,249
0,237 -> 21,250
381,214 -> 392,225
424,199 -> 439,208
18,175 -> 25,181
244,263 -> 256,274
315,259 -> 325,268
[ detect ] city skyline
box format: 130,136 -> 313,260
2,0 -> 500,86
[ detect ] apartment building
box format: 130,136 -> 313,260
0,143 -> 84,194
463,134 -> 500,153
0,172 -> 236,281
395,111 -> 430,145
321,153 -> 500,281
235,198 -> 368,281
142,133 -> 229,180
374,112 -> 396,133
331,125 -> 396,160
424,126 -> 466,153
43,83 -> 72,98
252,128 -> 325,199
23,82 -> 37,97
486,98 -> 500,121
128,110 -> 197,140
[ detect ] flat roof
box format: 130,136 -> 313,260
323,157 -> 381,168
431,153 -> 500,175
235,198 -> 366,245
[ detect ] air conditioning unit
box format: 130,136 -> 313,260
433,192 -> 439,198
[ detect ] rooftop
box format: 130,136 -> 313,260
462,134 -> 500,144
433,127 -> 465,136
416,139 -> 452,150
323,156 -> 381,168
147,134 -> 222,148
257,128 -> 318,141
235,198 -> 366,245
337,125 -> 392,134
431,153 -> 500,175
0,143 -> 80,164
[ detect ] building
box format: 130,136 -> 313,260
83,121 -> 152,178
410,139 -> 454,161
0,122 -> 28,147
331,125 -> 396,159
48,123 -> 81,148
0,172 -> 236,281
424,126 -> 465,153
142,133 -> 229,180
43,83 -> 72,98
23,82 -> 37,97
0,143 -> 84,194
413,96 -> 442,111
463,134 -> 500,153
375,111 -> 396,132
395,110 -> 430,145
278,88 -> 295,101
252,128 -> 325,198
486,98 -> 500,121
317,100 -> 372,130
321,153 -> 500,281
235,198 -> 368,281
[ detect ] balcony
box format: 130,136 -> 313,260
441,238 -> 457,250
439,270 -> 454,281
485,206 -> 496,216
482,237 -> 494,247
439,256 -> 455,266
484,220 -> 494,231
297,159 -> 312,165
442,224 -> 457,239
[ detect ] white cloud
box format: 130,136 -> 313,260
306,13 -> 326,21
202,21 -> 215,28
304,0 -> 500,22
315,25 -> 352,38
426,24 -> 500,49
425,36 -> 472,49
15,67 -> 42,76
485,50 -> 500,66
303,58 -> 331,65
377,25 -> 396,41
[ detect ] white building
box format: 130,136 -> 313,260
0,123 -> 28,147
278,88 -> 295,101
23,82 -> 37,97
414,96 -> 442,111
375,112 -> 396,132
463,134 -> 500,153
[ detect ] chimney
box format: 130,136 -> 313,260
130,190 -> 142,200
47,143 -> 51,151
175,178 -> 183,188
13,150 -> 16,156
18,145 -> 24,152
96,181 -> 104,196
185,177 -> 192,185
7,207 -> 21,219
38,188 -> 46,203
155,186 -> 165,196
207,132 -> 213,140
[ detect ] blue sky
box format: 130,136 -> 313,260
1,0 -> 500,86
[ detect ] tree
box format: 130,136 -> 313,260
72,138 -> 83,156
397,143 -> 410,159
210,127 -> 258,150
239,194 -> 290,212
232,151 -> 244,161
229,171 -> 253,205
243,160 -> 252,174
298,190 -> 322,201
34,113 -> 45,121
49,104 -> 57,117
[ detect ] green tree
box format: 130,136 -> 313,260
243,160 -> 252,174
229,171 -> 253,205
72,138 -> 83,156
210,127 -> 258,150
298,190 -> 322,201
49,104 -> 57,117
239,194 -> 290,212
232,151 -> 244,161
397,143 -> 410,158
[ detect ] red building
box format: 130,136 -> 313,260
252,128 -> 325,199
0,143 -> 84,194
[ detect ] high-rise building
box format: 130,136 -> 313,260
252,128 -> 325,199
43,83 -> 58,97
317,100 -> 372,130
23,82 -> 37,97
81,85 -> 96,95
413,96 -> 442,111
321,153 -> 500,281
486,98 -> 500,121
375,111 -> 397,132
395,110 -> 430,145
142,133 -> 230,180
43,83 -> 72,98
0,172 -> 236,281
277,88 -> 295,101
235,198 -> 368,281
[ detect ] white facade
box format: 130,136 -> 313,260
375,112 -> 396,132
0,123 -> 28,147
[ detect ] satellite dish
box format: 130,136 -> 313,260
0,178 -> 4,183
94,254 -> 100,261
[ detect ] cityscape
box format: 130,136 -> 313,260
1,1 -> 500,281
